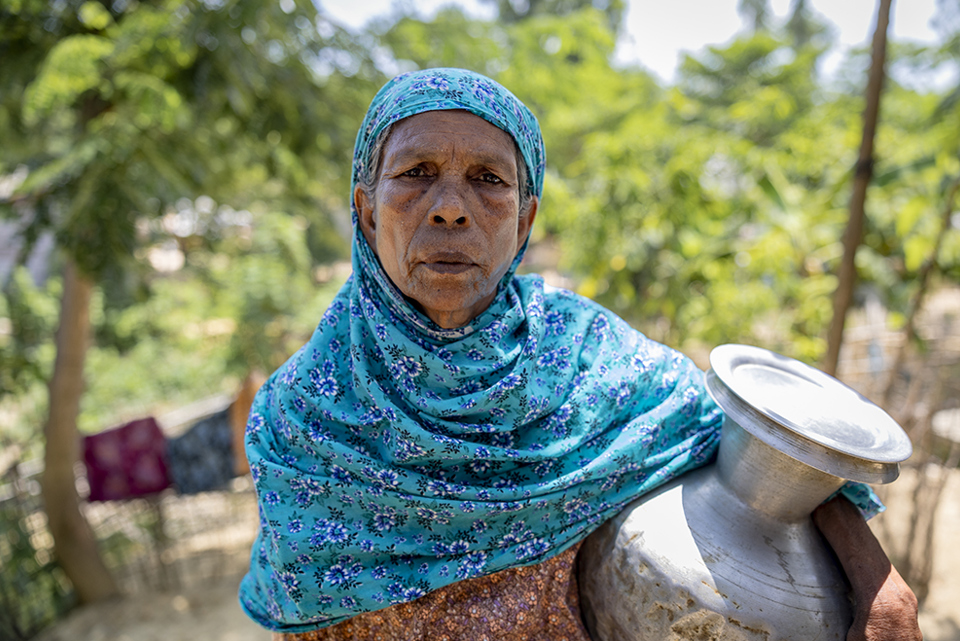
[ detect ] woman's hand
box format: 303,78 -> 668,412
812,495 -> 922,641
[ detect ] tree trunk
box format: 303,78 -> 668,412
40,259 -> 119,603
822,0 -> 893,376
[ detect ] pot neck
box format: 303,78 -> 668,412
716,417 -> 847,522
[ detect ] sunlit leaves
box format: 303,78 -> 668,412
679,33 -> 822,145
0,268 -> 59,398
904,235 -> 935,272
13,138 -> 102,197
500,12 -> 957,363
77,1 -> 112,31
500,8 -> 629,156
2,0 -> 958,430
0,0 -> 382,438
377,7 -> 505,76
108,4 -> 197,75
22,35 -> 114,124
479,0 -> 625,31
112,71 -> 186,133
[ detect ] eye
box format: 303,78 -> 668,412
479,172 -> 503,184
401,166 -> 427,177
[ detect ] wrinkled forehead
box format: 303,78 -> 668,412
351,68 -> 545,199
383,110 -> 519,169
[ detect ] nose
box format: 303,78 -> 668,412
427,179 -> 470,227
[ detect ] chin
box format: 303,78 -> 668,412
411,289 -> 493,327
421,294 -> 487,316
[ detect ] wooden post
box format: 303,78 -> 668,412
823,0 -> 893,376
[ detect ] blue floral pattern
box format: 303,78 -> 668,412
238,69 -> 882,634
240,278 -> 722,633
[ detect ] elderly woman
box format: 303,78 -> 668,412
239,69 -> 920,641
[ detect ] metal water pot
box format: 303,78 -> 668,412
578,344 -> 912,641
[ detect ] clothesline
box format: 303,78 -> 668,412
82,374 -> 263,502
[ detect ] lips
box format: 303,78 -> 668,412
420,251 -> 477,275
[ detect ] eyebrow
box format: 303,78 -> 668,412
385,147 -> 516,172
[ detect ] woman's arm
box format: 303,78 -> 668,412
811,495 -> 922,641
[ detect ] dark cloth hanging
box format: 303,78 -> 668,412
166,408 -> 235,494
83,417 -> 171,501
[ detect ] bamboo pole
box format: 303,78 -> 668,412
823,0 -> 893,376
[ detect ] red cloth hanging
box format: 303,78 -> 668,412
83,417 -> 171,501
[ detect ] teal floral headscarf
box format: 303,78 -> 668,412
238,69 -> 878,633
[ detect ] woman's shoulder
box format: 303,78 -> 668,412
515,273 -> 614,317
517,273 -> 650,342
514,273 -> 700,377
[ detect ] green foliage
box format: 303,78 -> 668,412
500,8 -> 644,169
0,270 -> 60,454
0,496 -> 75,639
0,8 -> 956,628
0,0 -> 381,440
2,0 -> 378,277
495,6 -> 958,363
75,206 -> 345,434
479,0 -> 625,33
678,33 -> 824,145
22,34 -> 115,123
1,0 -> 959,448
376,7 -> 506,76
0,270 -> 59,399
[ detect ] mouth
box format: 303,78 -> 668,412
420,252 -> 477,275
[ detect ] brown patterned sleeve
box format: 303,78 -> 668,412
273,543 -> 591,641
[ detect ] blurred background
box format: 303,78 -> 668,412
1,0 -> 959,639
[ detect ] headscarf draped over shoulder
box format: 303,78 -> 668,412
239,68 -> 723,633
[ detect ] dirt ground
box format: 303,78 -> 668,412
34,472 -> 960,641
32,575 -> 268,641
877,467 -> 960,641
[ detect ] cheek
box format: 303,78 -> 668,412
376,214 -> 419,273
373,189 -> 412,253
483,198 -> 522,257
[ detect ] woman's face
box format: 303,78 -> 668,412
355,110 -> 537,329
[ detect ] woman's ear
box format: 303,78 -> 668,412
355,185 -> 377,251
516,195 -> 538,249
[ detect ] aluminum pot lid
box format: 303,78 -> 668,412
707,344 -> 912,481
